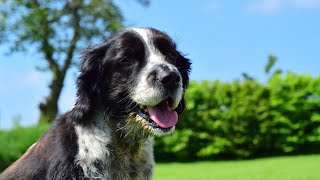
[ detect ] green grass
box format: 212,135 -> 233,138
0,124 -> 51,170
154,155 -> 320,180
1,124 -> 319,179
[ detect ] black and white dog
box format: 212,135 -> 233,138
0,27 -> 191,180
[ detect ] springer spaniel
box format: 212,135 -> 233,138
0,27 -> 191,180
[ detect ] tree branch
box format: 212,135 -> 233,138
47,2 -> 70,24
42,38 -> 59,75
32,0 -> 59,75
61,0 -> 82,77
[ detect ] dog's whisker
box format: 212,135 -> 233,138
125,102 -> 138,112
116,122 -> 130,132
123,127 -> 134,139
103,108 -> 111,120
117,94 -> 131,104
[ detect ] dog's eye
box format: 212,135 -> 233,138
120,58 -> 132,64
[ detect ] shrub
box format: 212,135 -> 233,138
154,72 -> 320,161
0,124 -> 50,171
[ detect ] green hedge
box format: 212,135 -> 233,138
154,72 -> 320,161
0,124 -> 50,171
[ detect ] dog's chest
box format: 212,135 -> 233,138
90,142 -> 154,180
108,147 -> 154,180
75,124 -> 154,180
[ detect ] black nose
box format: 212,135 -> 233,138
159,70 -> 181,88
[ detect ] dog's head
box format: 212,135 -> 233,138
75,27 -> 191,135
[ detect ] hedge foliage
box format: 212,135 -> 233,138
0,124 -> 50,171
154,72 -> 320,161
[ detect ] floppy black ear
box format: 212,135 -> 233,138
71,43 -> 109,123
175,52 -> 191,115
77,43 -> 110,98
176,52 -> 191,88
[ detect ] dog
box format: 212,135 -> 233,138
0,27 -> 191,180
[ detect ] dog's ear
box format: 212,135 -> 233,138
71,43 -> 109,122
175,52 -> 191,115
77,43 -> 110,98
175,98 -> 186,115
176,52 -> 191,89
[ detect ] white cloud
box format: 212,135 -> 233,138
59,90 -> 76,113
248,0 -> 320,13
23,71 -> 49,87
202,1 -> 220,14
0,68 -> 49,97
293,0 -> 320,7
248,0 -> 283,13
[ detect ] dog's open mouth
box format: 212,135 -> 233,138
132,98 -> 178,132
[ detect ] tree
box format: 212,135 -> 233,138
265,54 -> 277,74
265,55 -> 282,77
0,0 -> 148,123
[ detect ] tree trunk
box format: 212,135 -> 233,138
39,73 -> 64,124
38,1 -> 80,124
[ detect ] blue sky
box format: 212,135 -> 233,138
0,0 -> 319,129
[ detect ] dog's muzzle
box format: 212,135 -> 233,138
130,98 -> 178,134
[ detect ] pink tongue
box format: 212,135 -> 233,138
147,102 -> 178,128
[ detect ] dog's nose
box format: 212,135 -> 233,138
147,64 -> 181,88
159,71 -> 180,87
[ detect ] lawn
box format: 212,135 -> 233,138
154,155 -> 320,180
